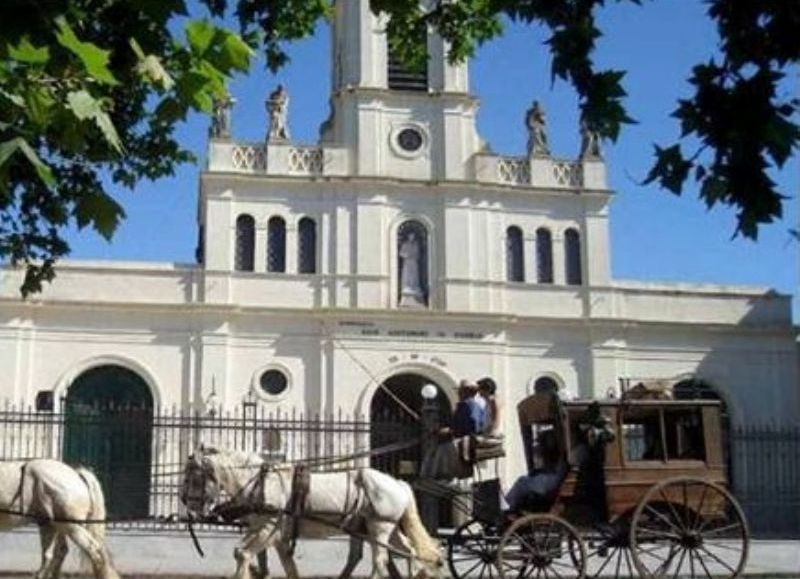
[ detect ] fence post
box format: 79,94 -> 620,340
419,384 -> 440,533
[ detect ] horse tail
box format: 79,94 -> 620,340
398,494 -> 442,566
75,467 -> 107,547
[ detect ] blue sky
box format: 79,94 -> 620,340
63,1 -> 798,319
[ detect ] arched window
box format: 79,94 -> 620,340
536,228 -> 553,284
534,376 -> 559,395
234,214 -> 255,272
267,216 -> 286,273
565,228 -> 582,285
298,217 -> 317,274
397,220 -> 429,307
506,226 -> 524,282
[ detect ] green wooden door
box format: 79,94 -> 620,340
63,365 -> 153,519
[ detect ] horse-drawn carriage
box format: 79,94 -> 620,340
447,391 -> 749,579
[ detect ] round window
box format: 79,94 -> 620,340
259,370 -> 288,396
397,128 -> 424,152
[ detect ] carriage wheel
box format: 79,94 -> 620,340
498,514 -> 586,579
569,517 -> 636,579
629,477 -> 749,579
448,518 -> 501,579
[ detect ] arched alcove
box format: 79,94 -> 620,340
63,365 -> 153,518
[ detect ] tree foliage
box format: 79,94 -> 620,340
1,0 -> 797,296
252,0 -> 798,239
0,0 -> 252,295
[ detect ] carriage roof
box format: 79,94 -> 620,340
516,391 -> 723,428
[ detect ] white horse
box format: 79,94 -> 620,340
180,447 -> 443,579
0,459 -> 119,579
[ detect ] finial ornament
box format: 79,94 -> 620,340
579,113 -> 603,160
267,84 -> 290,142
209,91 -> 234,139
526,100 -> 550,157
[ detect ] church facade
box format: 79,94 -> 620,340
0,1 -> 797,481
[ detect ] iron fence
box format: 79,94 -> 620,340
731,425 -> 800,538
0,400 -> 380,531
1,400 -> 799,537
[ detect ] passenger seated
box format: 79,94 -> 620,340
504,430 -> 587,512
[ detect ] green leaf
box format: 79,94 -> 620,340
8,37 -> 50,64
23,86 -> 56,128
0,137 -> 56,187
73,192 -> 124,240
55,17 -> 118,86
66,90 -> 123,152
219,30 -> 253,72
130,39 -> 175,90
186,20 -> 216,56
0,88 -> 25,108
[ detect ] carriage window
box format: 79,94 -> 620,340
622,406 -> 706,462
622,408 -> 664,461
664,408 -> 706,460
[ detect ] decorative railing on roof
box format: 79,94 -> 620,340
231,143 -> 267,172
552,160 -> 582,188
497,156 -> 531,185
208,140 -> 348,177
475,154 -> 604,190
288,146 -> 324,175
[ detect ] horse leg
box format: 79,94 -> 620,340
337,535 -> 364,579
36,525 -> 57,579
393,530 -> 419,579
275,540 -> 301,579
254,549 -> 269,579
234,525 -> 280,579
367,521 -> 396,579
63,524 -> 118,579
49,534 -> 69,579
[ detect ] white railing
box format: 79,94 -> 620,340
288,146 -> 324,175
552,161 -> 582,188
497,156 -> 531,185
231,144 -> 267,172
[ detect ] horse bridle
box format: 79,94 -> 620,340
182,454 -> 221,517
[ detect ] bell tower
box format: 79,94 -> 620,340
322,0 -> 481,181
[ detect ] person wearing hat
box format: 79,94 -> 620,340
452,379 -> 486,437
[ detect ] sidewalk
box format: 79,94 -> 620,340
0,528 -> 797,577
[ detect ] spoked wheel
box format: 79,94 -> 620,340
630,477 -> 749,579
498,514 -> 586,579
570,518 -> 636,579
448,518 -> 501,579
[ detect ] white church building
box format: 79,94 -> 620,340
1,1 -> 797,483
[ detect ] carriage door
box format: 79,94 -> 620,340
370,373 -> 452,525
63,365 -> 153,518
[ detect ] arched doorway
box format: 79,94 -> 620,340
63,365 -> 154,518
673,378 -> 732,477
370,373 -> 452,524
370,373 -> 451,474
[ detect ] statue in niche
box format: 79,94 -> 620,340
266,84 -> 290,142
525,100 -> 550,157
399,231 -> 426,307
209,92 -> 234,139
579,114 -> 603,160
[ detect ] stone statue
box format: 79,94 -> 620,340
209,92 -> 234,139
266,84 -> 290,142
525,100 -> 550,157
579,114 -> 603,160
399,232 -> 426,307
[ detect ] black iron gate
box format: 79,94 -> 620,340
62,365 -> 153,518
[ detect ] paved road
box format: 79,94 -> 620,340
1,529 -> 798,577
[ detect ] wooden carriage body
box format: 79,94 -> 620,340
517,392 -> 728,523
